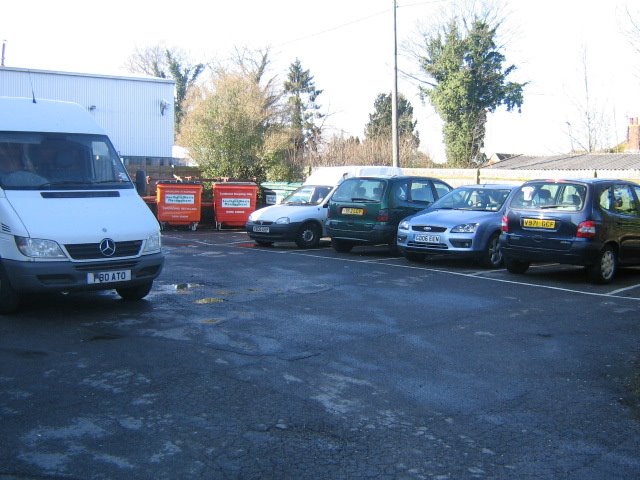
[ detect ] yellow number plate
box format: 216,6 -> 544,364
523,218 -> 556,229
342,208 -> 364,215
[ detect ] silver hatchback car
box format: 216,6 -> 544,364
397,184 -> 518,267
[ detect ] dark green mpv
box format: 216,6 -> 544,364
326,175 -> 452,254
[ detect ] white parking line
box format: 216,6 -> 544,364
229,244 -> 640,302
608,283 -> 640,295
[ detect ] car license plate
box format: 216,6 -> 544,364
415,234 -> 441,243
341,208 -> 364,215
87,270 -> 131,284
523,218 -> 556,229
252,226 -> 270,233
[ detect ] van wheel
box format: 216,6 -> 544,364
117,281 -> 153,301
332,239 -> 354,253
587,246 -> 617,284
295,222 -> 321,249
504,257 -> 530,274
479,233 -> 503,268
0,267 -> 20,314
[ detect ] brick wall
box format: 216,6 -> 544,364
628,117 -> 640,152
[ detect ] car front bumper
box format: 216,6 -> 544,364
246,221 -> 303,243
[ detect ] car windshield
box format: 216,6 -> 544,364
332,178 -> 385,202
282,185 -> 332,205
0,132 -> 133,190
431,187 -> 512,212
509,182 -> 586,211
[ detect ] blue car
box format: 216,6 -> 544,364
500,178 -> 640,283
397,184 -> 518,267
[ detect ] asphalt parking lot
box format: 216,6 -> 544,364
1,228 -> 639,479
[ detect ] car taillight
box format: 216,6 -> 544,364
376,209 -> 389,222
501,215 -> 508,233
576,220 -> 596,238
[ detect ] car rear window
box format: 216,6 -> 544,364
510,182 -> 586,211
332,178 -> 386,202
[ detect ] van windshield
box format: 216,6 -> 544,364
0,132 -> 133,190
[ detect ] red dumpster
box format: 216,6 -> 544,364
156,181 -> 203,231
212,182 -> 258,229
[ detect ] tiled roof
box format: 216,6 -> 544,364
483,153 -> 640,170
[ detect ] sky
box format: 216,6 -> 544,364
1,0 -> 639,164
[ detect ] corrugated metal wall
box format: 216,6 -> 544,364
0,67 -> 175,158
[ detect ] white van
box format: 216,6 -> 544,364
245,165 -> 402,248
0,97 -> 164,313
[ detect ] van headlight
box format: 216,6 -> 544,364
15,236 -> 66,258
399,220 -> 411,231
143,233 -> 162,253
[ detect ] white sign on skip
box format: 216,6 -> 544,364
221,198 -> 250,208
166,194 -> 195,204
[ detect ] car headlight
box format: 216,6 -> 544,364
248,211 -> 259,222
275,217 -> 290,225
143,232 -> 162,253
15,236 -> 66,258
399,220 -> 410,231
451,223 -> 478,233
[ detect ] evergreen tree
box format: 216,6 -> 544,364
418,15 -> 525,166
283,59 -> 324,165
365,93 -> 420,148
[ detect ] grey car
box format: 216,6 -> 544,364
397,184 -> 518,267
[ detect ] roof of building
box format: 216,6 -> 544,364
483,153 -> 640,170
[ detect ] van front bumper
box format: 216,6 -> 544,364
2,253 -> 164,293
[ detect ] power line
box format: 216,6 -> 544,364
276,8 -> 391,47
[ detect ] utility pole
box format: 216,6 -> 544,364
1,40 -> 6,67
391,0 -> 400,167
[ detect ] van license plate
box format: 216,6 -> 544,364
87,270 -> 131,284
523,218 -> 556,229
252,226 -> 270,233
415,234 -> 440,243
342,208 -> 364,215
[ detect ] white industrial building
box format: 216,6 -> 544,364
0,66 -> 177,166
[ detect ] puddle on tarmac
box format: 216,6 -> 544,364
195,297 -> 225,304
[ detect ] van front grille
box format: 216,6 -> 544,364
65,241 -> 142,260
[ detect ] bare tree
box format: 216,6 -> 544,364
565,47 -> 613,153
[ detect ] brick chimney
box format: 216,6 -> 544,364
627,117 -> 640,152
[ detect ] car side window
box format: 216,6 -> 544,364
392,180 -> 409,202
611,184 -> 639,216
409,180 -> 434,204
599,187 -> 612,211
433,180 -> 453,199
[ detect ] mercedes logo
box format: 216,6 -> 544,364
99,238 -> 116,257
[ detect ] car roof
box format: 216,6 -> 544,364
522,178 -> 639,186
457,183 -> 518,189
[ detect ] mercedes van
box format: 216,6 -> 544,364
0,97 -> 164,312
